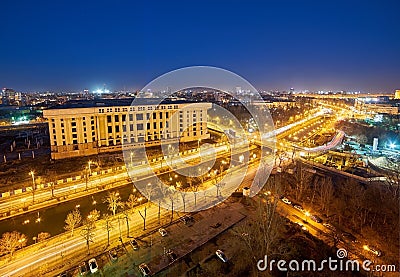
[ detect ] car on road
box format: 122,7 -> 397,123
295,222 -> 308,231
364,245 -> 382,257
216,249 -> 228,263
159,228 -> 167,237
88,258 -> 99,273
180,215 -> 194,225
342,232 -> 357,243
293,204 -> 304,212
139,263 -> 151,276
310,215 -> 323,223
130,239 -> 139,250
166,249 -> 178,262
78,262 -> 89,275
323,222 -> 335,231
108,249 -> 118,261
281,197 -> 291,205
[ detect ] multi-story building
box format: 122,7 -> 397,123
354,98 -> 399,115
1,88 -> 22,106
43,98 -> 211,159
395,89 -> 400,100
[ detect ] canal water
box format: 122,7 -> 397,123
0,182 -> 138,246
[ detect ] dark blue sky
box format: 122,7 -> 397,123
1,0 -> 399,92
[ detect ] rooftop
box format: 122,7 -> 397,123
47,98 -> 200,109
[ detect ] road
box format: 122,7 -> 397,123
0,158 -> 260,277
0,142 -> 253,217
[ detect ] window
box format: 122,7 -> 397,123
130,124 -> 134,131
147,123 -> 150,129
153,122 -> 157,129
137,123 -> 144,130
136,113 -> 143,120
108,126 -> 112,133
107,115 -> 112,123
166,112 -> 169,118
115,115 -> 119,122
159,112 -> 163,119
160,122 -> 163,128
122,114 -> 126,121
153,113 -> 156,119
129,114 -> 134,121
115,126 -> 120,132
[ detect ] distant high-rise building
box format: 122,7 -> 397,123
395,89 -> 400,99
1,88 -> 22,106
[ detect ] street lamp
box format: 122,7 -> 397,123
197,139 -> 201,150
29,171 -> 35,204
88,160 -> 92,176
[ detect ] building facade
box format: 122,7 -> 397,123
43,98 -> 211,159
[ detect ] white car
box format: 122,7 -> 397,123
281,197 -> 291,205
296,222 -> 308,231
216,249 -> 228,263
139,263 -> 151,276
158,228 -> 167,237
88,258 -> 98,273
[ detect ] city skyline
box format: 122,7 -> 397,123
1,0 -> 399,92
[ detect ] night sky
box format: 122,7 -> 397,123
1,0 -> 399,92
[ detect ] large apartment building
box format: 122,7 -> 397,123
43,98 -> 211,159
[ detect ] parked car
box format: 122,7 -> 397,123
293,204 -> 304,212
310,215 -> 323,223
88,258 -> 99,273
139,263 -> 151,276
108,249 -> 118,261
158,228 -> 167,237
216,249 -> 228,263
342,232 -> 357,243
295,222 -> 308,231
180,215 -> 194,225
130,239 -> 139,250
281,197 -> 291,205
78,261 -> 89,275
166,249 -> 178,262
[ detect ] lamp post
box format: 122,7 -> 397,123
29,171 -> 35,204
88,160 -> 92,176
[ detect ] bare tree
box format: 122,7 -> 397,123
155,181 -> 168,224
80,220 -> 96,255
121,206 -> 131,237
0,231 -> 27,257
104,191 -> 122,216
102,214 -> 114,247
318,177 -> 334,216
37,232 -> 51,245
232,198 -> 285,270
138,206 -> 147,231
167,186 -> 178,222
87,209 -> 100,228
64,209 -> 82,237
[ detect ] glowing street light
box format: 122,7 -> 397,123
29,171 -> 35,203
88,160 -> 92,175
